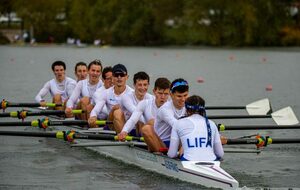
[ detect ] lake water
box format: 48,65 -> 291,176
0,45 -> 300,189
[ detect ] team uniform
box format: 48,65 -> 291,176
90,85 -> 133,118
35,77 -> 76,102
66,79 -> 103,108
121,91 -> 153,121
154,100 -> 186,146
122,97 -> 157,134
92,86 -> 110,119
167,114 -> 224,161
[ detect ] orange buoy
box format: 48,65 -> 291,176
265,84 -> 273,91
261,57 -> 267,63
229,55 -> 235,61
197,77 -> 204,83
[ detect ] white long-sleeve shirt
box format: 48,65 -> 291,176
35,77 -> 76,102
154,101 -> 186,142
121,91 -> 153,122
90,85 -> 133,118
122,97 -> 157,133
66,79 -> 103,108
167,114 -> 224,161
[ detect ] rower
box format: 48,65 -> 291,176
118,77 -> 171,140
35,61 -> 76,110
91,66 -> 114,120
74,62 -> 88,81
141,78 -> 189,152
118,71 -> 153,135
65,60 -> 103,120
88,63 -> 133,131
101,66 -> 113,89
167,95 -> 224,161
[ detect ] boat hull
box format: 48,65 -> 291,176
80,139 -> 239,189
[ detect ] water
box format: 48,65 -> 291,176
0,45 -> 300,189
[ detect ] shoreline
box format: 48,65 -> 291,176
2,42 -> 300,51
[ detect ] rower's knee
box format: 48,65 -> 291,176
113,108 -> 124,119
141,124 -> 153,137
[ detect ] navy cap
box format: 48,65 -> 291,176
112,64 -> 127,74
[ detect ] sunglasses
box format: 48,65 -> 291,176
113,73 -> 126,78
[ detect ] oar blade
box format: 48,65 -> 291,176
271,106 -> 299,125
246,98 -> 271,115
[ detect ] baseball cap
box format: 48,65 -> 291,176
112,64 -> 127,74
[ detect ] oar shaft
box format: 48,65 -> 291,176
206,106 -> 246,110
209,115 -> 271,119
3,102 -> 41,107
227,138 -> 300,144
0,121 -> 32,126
0,130 -> 57,138
0,101 -> 62,109
0,130 -> 143,141
0,113 -> 11,117
218,124 -> 300,131
48,120 -> 112,126
0,110 -> 83,118
0,120 -> 112,127
26,110 -> 65,116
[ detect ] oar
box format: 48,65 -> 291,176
209,115 -> 271,119
0,119 -> 112,129
227,138 -> 300,145
0,110 -> 83,119
70,142 -> 261,153
0,130 -> 143,142
206,98 -> 271,115
1,99 -> 62,110
210,106 -> 299,125
71,141 -> 147,147
218,124 -> 300,131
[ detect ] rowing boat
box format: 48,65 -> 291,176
56,123 -> 239,189
76,140 -> 239,189
0,106 -> 245,189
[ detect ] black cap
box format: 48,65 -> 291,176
112,64 -> 127,74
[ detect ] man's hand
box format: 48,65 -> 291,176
117,131 -> 128,141
65,107 -> 73,118
220,135 -> 227,145
88,116 -> 97,128
40,101 -> 47,107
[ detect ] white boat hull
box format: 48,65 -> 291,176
80,139 -> 239,189
47,122 -> 239,189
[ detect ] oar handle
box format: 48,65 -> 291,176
0,119 -> 112,128
0,130 -> 144,142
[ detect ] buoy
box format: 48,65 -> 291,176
265,84 -> 273,91
153,52 -> 157,56
229,55 -> 235,61
197,77 -> 204,83
261,57 -> 267,63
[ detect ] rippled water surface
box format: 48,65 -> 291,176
0,45 -> 300,189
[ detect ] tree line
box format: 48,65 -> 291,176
1,0 -> 300,46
